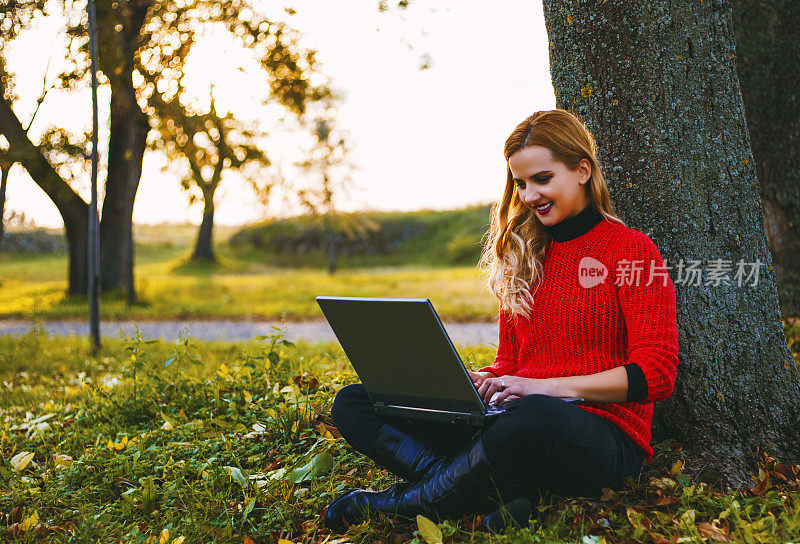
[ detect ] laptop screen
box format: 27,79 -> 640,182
317,296 -> 486,413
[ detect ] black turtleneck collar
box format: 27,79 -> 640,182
542,203 -> 604,242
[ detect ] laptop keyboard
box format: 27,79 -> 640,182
484,400 -> 513,412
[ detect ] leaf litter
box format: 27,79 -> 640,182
0,326 -> 798,542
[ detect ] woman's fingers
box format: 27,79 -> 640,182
477,377 -> 493,397
467,374 -> 525,404
478,376 -> 496,395
478,377 -> 507,403
490,378 -> 526,404
494,386 -> 518,404
467,371 -> 485,387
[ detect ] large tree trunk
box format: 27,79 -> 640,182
731,0 -> 800,318
64,212 -> 89,296
96,0 -> 152,301
192,190 -> 216,262
0,96 -> 89,294
542,0 -> 800,488
99,91 -> 148,299
0,165 -> 8,250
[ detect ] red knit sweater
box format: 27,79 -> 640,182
478,217 -> 679,460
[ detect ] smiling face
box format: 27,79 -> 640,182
508,145 -> 592,226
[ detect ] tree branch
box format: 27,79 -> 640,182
0,96 -> 87,223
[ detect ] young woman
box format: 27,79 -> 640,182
323,109 -> 679,532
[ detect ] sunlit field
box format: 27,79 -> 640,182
0,241 -> 497,322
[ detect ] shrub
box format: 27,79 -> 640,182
1,230 -> 66,253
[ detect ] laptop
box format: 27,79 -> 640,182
316,296 -> 584,427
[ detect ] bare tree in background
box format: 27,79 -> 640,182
144,15 -> 331,263
295,105 -> 359,274
147,83 -> 274,262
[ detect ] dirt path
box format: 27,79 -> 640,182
0,319 -> 499,346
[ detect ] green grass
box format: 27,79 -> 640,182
228,205 -> 493,269
1,329 -> 798,543
0,244 -> 497,321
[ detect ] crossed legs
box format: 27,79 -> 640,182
327,383 -> 644,528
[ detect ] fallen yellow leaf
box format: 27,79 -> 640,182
108,435 -> 136,451
160,410 -> 176,431
10,451 -> 34,471
20,511 -> 38,531
417,514 -> 443,544
54,454 -> 73,468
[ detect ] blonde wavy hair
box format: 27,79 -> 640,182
478,109 -> 625,317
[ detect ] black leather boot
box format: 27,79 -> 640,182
369,423 -> 448,481
481,497 -> 532,533
323,436 -> 525,531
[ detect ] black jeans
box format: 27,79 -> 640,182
331,383 -> 645,500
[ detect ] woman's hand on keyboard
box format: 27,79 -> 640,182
477,375 -> 557,405
467,371 -> 498,390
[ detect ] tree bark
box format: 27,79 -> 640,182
192,190 -> 216,262
0,165 -> 8,250
65,214 -> 89,298
542,0 -> 800,488
99,91 -> 148,298
731,0 -> 800,318
0,96 -> 89,293
95,0 -> 152,300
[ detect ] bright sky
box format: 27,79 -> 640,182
4,0 -> 555,228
